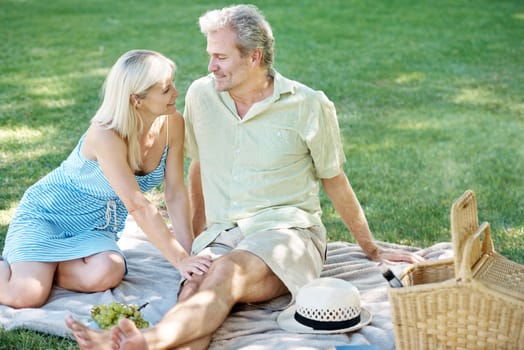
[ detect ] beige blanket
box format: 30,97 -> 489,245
0,219 -> 453,349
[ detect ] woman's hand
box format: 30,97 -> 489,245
176,255 -> 213,280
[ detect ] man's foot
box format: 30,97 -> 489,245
111,317 -> 149,350
65,314 -> 113,350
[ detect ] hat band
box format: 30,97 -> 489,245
294,312 -> 361,331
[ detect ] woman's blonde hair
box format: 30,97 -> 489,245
92,50 -> 175,172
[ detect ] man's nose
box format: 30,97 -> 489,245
208,58 -> 217,72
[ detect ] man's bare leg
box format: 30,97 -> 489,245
111,318 -> 149,350
109,318 -> 211,350
65,315 -> 112,350
66,250 -> 287,350
111,280 -> 211,350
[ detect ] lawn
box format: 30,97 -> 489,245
1,0 -> 523,347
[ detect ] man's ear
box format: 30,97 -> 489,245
250,49 -> 263,65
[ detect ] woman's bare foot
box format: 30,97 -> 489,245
65,314 -> 113,350
111,317 -> 149,350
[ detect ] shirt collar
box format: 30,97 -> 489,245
270,68 -> 295,98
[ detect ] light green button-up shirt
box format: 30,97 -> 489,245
184,70 -> 346,254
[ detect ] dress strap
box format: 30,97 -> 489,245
165,115 -> 169,148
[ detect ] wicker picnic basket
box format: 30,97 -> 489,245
388,190 -> 524,349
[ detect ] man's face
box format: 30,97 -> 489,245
206,27 -> 251,92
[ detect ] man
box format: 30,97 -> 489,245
66,4 -> 422,349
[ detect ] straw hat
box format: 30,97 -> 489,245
277,277 -> 372,334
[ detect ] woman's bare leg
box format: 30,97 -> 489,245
0,260 -> 57,308
55,251 -> 125,292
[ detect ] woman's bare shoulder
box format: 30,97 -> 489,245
83,123 -> 124,160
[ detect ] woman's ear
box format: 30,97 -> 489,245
130,94 -> 140,108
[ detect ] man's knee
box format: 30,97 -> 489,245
179,251 -> 281,304
179,275 -> 204,301
194,256 -> 240,289
179,254 -> 246,299
210,254 -> 243,276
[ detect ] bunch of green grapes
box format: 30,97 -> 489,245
90,301 -> 150,330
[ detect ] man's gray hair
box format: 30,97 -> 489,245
199,4 -> 275,69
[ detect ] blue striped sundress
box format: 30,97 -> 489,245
1,134 -> 167,264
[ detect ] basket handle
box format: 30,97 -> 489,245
457,221 -> 494,282
450,190 -> 480,277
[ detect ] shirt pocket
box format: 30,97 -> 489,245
245,126 -> 307,169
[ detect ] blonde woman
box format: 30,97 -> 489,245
0,50 -> 211,309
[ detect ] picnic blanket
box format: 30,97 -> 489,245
0,219 -> 453,349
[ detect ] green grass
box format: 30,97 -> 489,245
1,0 -> 523,347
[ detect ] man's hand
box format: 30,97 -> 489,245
374,247 -> 426,264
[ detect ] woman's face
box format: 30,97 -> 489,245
136,72 -> 179,119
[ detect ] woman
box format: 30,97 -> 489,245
0,50 -> 211,308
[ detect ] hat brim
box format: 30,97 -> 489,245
277,305 -> 372,334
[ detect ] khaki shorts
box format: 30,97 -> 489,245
184,226 -> 326,305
